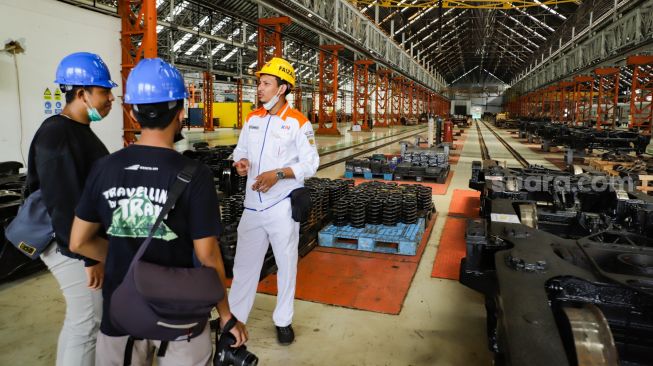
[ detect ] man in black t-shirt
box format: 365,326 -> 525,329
70,58 -> 247,365
27,52 -> 116,366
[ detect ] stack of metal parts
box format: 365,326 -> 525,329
183,145 -> 250,277
517,121 -> 651,154
397,149 -> 449,182
344,155 -> 392,177
182,144 -> 246,196
461,160 -> 653,365
217,194 -> 245,277
332,181 -> 434,228
591,152 -> 653,181
0,162 -> 46,283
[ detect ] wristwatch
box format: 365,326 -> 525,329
276,169 -> 285,180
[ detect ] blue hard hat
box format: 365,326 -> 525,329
124,58 -> 188,104
54,52 -> 117,88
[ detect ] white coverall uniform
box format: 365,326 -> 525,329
229,102 -> 319,327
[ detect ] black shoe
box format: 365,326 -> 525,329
276,324 -> 295,345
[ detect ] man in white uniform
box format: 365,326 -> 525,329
229,57 -> 319,345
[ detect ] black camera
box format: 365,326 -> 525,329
214,317 -> 258,366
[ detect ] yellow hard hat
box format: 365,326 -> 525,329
255,57 -> 295,87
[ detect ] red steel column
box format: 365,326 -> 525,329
316,45 -> 344,135
257,16 -> 291,68
628,55 -> 653,135
352,59 -> 374,131
236,78 -> 243,129
203,71 -> 214,131
119,0 -> 157,145
375,68 -> 391,127
391,77 -> 403,126
594,67 -> 620,130
558,81 -> 575,124
573,75 -> 594,127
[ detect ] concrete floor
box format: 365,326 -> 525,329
0,120 -> 556,365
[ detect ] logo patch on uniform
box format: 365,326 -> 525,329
249,125 -> 259,130
124,164 -> 159,171
281,125 -> 290,130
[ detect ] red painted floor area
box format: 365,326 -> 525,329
431,189 -> 480,280
255,213 -> 438,314
447,189 -> 481,218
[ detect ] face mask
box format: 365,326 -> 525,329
262,86 -> 284,111
84,92 -> 104,122
173,116 -> 185,143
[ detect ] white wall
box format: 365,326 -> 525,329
0,0 -> 123,167
450,99 -> 472,116
471,96 -> 504,114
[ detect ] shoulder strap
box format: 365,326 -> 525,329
132,159 -> 200,262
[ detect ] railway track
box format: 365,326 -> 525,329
317,126 -> 428,171
318,127 -> 426,157
479,120 -> 530,168
476,121 -> 490,161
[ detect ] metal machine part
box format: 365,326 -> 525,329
461,162 -> 653,365
563,304 -> 619,366
518,121 -> 651,155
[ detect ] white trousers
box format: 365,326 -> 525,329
40,244 -> 103,366
228,198 -> 299,327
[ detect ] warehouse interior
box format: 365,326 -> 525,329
1,0 -> 652,365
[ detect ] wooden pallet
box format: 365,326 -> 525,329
638,174 -> 653,195
584,158 -> 637,177
318,218 -> 426,256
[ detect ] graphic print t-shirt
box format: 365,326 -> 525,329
75,144 -> 222,336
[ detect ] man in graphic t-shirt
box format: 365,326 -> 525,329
69,58 -> 247,365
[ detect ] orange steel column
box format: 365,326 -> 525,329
352,60 -> 374,131
119,0 -> 157,145
188,84 -> 196,108
203,71 -> 214,131
316,45 -> 343,135
257,17 -> 291,68
341,88 -> 347,123
594,67 -> 620,130
537,89 -> 545,118
550,86 -> 556,120
294,86 -> 302,112
421,88 -> 426,117
529,92 -> 537,118
375,68 -> 391,127
236,78 -> 243,129
546,85 -> 557,120
391,77 -> 403,126
558,81 -> 574,124
433,95 -> 438,117
417,87 -> 423,117
573,76 -> 594,127
311,87 -> 318,123
407,81 -> 414,121
627,55 -> 653,134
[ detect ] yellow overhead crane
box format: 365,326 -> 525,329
354,0 -> 580,9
